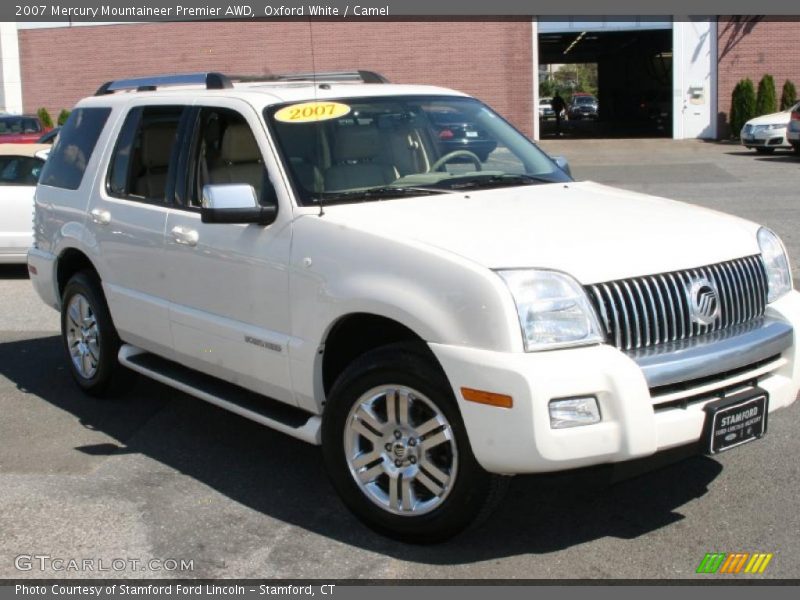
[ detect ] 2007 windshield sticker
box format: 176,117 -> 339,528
274,102 -> 351,123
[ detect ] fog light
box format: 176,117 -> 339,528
549,397 -> 600,429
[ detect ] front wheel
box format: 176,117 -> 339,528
322,343 -> 508,543
61,271 -> 131,397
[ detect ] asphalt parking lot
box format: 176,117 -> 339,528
1,139 -> 798,580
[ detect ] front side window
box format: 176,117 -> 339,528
39,107 -> 111,190
265,95 -> 571,206
0,156 -> 44,186
107,105 -> 184,202
185,107 -> 274,208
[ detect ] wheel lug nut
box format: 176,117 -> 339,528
409,457 -> 416,464
394,430 -> 402,439
408,438 -> 416,446
385,443 -> 392,452
394,459 -> 402,467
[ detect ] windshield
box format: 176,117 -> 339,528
573,96 -> 597,105
265,95 -> 571,206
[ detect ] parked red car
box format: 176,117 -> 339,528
0,115 -> 51,143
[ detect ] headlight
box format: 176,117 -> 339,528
757,227 -> 793,302
767,123 -> 785,130
497,269 -> 604,351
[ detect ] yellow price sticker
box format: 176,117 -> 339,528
274,101 -> 351,124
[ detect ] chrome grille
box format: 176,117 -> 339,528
586,256 -> 768,351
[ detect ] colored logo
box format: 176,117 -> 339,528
696,552 -> 773,574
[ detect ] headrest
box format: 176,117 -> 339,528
333,126 -> 381,162
141,124 -> 176,168
221,124 -> 261,163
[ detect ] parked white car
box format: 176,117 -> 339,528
740,103 -> 800,153
28,72 -> 800,542
0,143 -> 49,263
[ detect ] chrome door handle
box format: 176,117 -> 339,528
171,226 -> 199,247
90,209 -> 111,225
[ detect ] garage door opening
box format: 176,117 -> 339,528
539,25 -> 673,139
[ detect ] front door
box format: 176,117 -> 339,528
163,99 -> 295,405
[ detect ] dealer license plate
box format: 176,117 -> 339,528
704,389 -> 768,454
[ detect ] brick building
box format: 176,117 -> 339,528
0,17 -> 797,140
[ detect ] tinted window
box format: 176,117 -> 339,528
39,108 -> 111,190
0,156 -> 44,186
106,106 -> 183,202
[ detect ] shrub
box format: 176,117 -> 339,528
755,74 -> 777,116
730,79 -> 756,136
37,107 -> 54,129
57,109 -> 71,126
780,80 -> 797,110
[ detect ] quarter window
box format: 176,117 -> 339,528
39,107 -> 111,190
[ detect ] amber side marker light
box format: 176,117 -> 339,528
27,264 -> 37,275
461,387 -> 513,409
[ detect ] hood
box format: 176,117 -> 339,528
321,181 -> 760,284
746,110 -> 792,126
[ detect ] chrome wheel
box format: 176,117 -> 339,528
65,293 -> 100,380
344,385 -> 458,516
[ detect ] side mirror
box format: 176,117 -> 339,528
552,155 -> 572,177
201,184 -> 277,226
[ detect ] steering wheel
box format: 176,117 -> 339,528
428,150 -> 483,173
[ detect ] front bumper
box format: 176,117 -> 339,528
430,291 -> 800,475
741,127 -> 789,148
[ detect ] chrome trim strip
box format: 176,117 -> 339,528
629,317 -> 793,389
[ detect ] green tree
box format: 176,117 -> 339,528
57,109 -> 71,126
755,74 -> 777,116
730,78 -> 756,136
37,107 -> 54,129
780,80 -> 797,110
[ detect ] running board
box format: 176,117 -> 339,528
119,345 -> 321,444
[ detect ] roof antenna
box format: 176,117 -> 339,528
308,18 -> 325,217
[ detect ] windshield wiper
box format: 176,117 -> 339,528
445,173 -> 556,190
315,185 -> 452,204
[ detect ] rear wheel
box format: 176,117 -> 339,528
322,343 -> 508,543
61,271 -> 131,397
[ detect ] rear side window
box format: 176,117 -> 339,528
0,156 -> 44,186
39,107 -> 111,190
107,105 -> 184,203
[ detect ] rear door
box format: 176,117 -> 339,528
87,102 -> 187,358
163,98 -> 295,404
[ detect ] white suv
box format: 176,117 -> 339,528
28,71 -> 800,542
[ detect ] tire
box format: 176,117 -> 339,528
61,270 -> 132,397
321,342 -> 508,543
755,147 -> 775,154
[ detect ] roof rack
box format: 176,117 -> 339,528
95,72 -> 231,95
233,70 -> 389,84
94,70 -> 389,96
